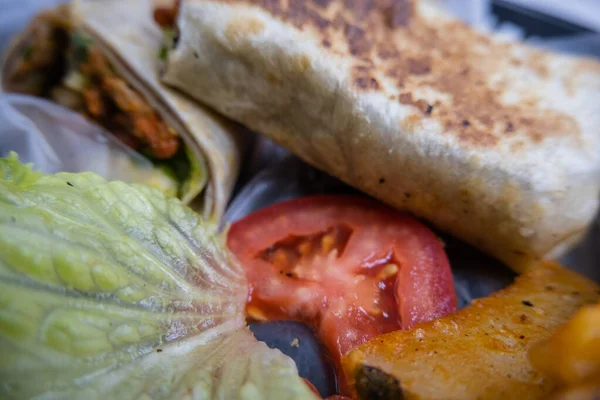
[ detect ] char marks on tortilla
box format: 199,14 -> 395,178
217,0 -> 586,148
165,0 -> 600,271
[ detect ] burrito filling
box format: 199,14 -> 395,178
3,9 -> 201,200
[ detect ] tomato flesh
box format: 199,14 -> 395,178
227,196 -> 456,394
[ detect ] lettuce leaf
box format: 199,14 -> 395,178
0,153 -> 317,400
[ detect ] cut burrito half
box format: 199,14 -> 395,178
160,0 -> 600,271
1,0 -> 244,220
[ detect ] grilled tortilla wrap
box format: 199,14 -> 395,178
161,0 -> 600,271
1,0 -> 243,220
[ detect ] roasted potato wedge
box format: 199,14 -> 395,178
342,262 -> 599,400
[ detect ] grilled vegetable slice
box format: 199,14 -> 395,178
342,262 -> 599,400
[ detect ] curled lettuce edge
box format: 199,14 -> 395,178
0,152 -> 317,400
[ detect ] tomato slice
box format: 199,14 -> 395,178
227,196 -> 456,394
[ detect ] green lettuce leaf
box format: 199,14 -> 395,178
0,153 -> 317,400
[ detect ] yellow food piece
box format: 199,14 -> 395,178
376,264 -> 399,280
530,304 -> 600,384
321,233 -> 335,254
342,262 -> 599,400
530,304 -> 600,400
247,305 -> 268,321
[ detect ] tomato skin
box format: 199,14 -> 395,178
227,195 -> 456,395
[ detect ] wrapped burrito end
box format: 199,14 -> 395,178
1,0 -> 245,220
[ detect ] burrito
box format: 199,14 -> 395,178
160,0 -> 600,271
1,0 -> 243,220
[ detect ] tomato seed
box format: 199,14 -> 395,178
377,264 -> 399,280
321,233 -> 335,254
298,241 -> 312,257
272,249 -> 288,268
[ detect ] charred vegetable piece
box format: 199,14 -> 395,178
343,262 -> 600,400
354,365 -> 404,400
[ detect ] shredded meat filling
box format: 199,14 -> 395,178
80,47 -> 179,159
6,10 -> 180,160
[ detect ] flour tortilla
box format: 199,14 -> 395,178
162,0 -> 600,271
2,0 -> 244,220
